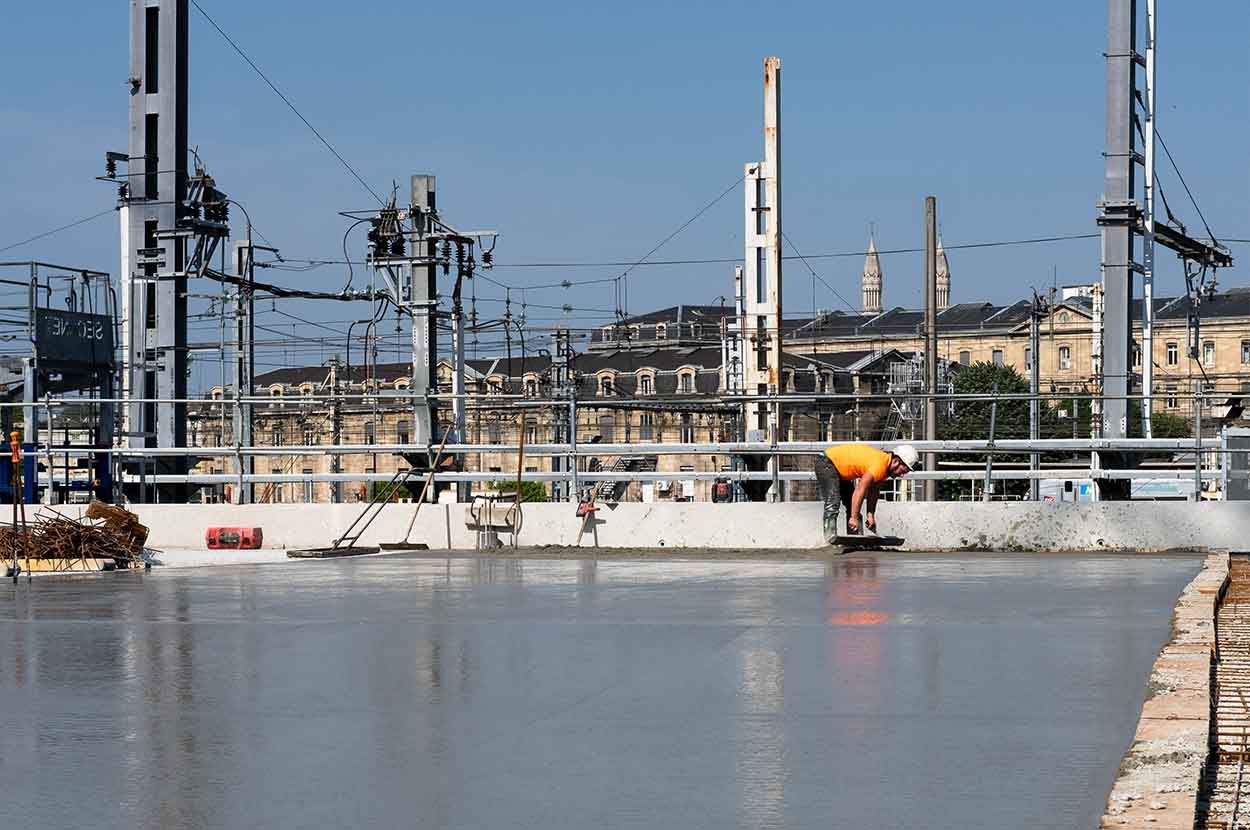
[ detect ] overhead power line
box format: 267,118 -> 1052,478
0,207 -> 116,255
189,0 -> 384,206
489,232 -> 1103,269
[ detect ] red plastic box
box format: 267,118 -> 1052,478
205,527 -> 264,550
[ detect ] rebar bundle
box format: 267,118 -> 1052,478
4,504 -> 149,572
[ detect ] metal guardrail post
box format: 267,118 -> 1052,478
1195,390 -> 1203,501
983,384 -> 998,502
568,398 -> 579,502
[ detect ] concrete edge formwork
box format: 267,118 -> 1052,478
1100,551 -> 1226,828
86,501 -> 1250,554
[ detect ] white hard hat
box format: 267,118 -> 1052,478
893,444 -> 919,471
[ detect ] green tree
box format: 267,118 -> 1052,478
369,480 -> 415,502
492,480 -> 548,502
937,362 -> 1033,500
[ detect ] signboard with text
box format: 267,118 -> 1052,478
33,309 -> 115,368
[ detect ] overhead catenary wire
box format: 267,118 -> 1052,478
189,0 -> 384,206
0,207 -> 116,255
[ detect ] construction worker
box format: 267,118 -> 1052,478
815,443 -> 919,543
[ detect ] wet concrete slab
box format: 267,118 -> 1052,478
0,552 -> 1202,829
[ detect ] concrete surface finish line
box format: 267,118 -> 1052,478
0,551 -> 1201,829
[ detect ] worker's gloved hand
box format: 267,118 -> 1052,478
847,515 -> 860,534
865,513 -> 877,533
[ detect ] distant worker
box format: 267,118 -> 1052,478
815,443 -> 918,542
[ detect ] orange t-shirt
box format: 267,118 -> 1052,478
824,444 -> 891,482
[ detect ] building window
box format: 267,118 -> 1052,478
487,421 -> 500,443
1166,341 -> 1178,366
486,376 -> 504,395
629,324 -> 641,340
690,324 -> 702,339
396,420 -> 410,445
1058,346 -> 1071,371
526,423 -> 538,445
271,426 -> 284,446
1024,348 -> 1032,371
680,414 -> 694,443
303,426 -> 316,446
655,323 -> 667,340
599,375 -> 614,396
1133,344 -> 1142,368
958,350 -> 970,366
300,384 -> 314,398
270,386 -> 283,398
679,372 -> 695,394
638,373 -> 653,396
523,377 -> 538,397
1242,340 -> 1250,365
1057,311 -> 1069,323
1203,341 -> 1215,367
640,412 -> 654,441
271,470 -> 283,503
780,370 -> 794,392
601,326 -> 614,341
302,470 -> 314,503
1166,385 -> 1178,409
364,422 -> 375,445
992,349 -> 1004,367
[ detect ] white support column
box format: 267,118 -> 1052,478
741,57 -> 784,502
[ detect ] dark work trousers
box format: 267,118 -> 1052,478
814,454 -> 856,541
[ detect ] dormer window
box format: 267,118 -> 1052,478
599,374 -> 614,396
523,376 -> 539,397
678,371 -> 695,394
638,372 -> 654,396
655,323 -> 667,340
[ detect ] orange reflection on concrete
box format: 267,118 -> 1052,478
828,610 -> 889,626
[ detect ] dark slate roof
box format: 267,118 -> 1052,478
616,304 -> 733,326
467,356 -> 554,377
254,361 -> 410,387
575,347 -> 722,374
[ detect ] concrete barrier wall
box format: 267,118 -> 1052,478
51,500 -> 1250,552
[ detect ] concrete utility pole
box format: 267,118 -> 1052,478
409,175 -> 438,453
1029,292 -> 1045,501
124,0 -> 190,500
742,56 -> 784,502
923,196 -> 938,502
231,240 -> 254,503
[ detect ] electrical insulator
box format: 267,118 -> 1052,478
105,157 -> 117,178
366,218 -> 382,252
481,250 -> 493,267
390,235 -> 405,257
455,244 -> 465,266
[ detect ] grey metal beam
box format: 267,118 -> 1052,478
1098,0 -> 1137,443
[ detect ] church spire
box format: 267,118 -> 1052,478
935,233 -> 951,311
861,233 -> 883,314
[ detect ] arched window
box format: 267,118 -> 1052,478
523,374 -> 539,397
637,372 -> 654,396
678,371 -> 695,394
597,373 -> 615,396
1058,311 -> 1070,323
1058,345 -> 1072,370
655,323 -> 668,340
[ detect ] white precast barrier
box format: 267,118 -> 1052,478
94,501 -> 1250,554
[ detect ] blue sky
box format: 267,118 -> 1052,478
3,0 -> 1246,331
